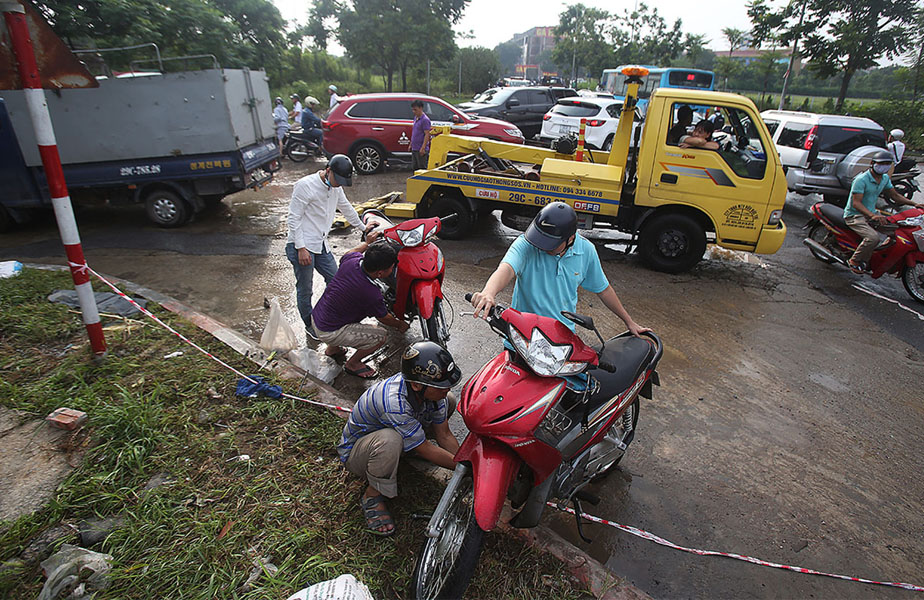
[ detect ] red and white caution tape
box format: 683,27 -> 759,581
87,267 -> 352,413
550,502 -> 924,592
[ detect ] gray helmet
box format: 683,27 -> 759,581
290,93 -> 300,101
890,129 -> 904,140
274,97 -> 283,105
871,149 -> 894,165
401,341 -> 461,389
525,202 -> 578,252
327,154 -> 354,187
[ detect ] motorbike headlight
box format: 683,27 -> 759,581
897,215 -> 924,228
913,229 -> 924,252
397,224 -> 425,247
510,326 -> 587,377
505,128 -> 524,138
436,246 -> 444,271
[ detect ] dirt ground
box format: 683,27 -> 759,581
2,158 -> 923,598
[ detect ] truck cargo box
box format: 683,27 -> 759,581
1,68 -> 274,166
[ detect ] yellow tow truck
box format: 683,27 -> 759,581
384,67 -> 787,273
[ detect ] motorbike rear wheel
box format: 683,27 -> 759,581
411,473 -> 483,600
286,140 -> 311,162
902,263 -> 924,304
807,223 -> 836,264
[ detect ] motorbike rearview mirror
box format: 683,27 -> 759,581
561,311 -> 593,330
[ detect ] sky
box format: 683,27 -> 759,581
270,0 -> 754,55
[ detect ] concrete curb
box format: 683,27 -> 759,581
27,263 -> 646,600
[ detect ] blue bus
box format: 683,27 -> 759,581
598,66 -> 715,109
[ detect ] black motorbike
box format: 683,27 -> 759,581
283,129 -> 324,162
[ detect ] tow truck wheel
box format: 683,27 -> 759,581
430,195 -> 474,239
639,213 -> 707,273
145,189 -> 189,228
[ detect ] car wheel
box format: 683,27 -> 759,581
351,143 -> 384,174
603,136 -> 614,151
145,189 -> 189,228
639,212 -> 707,273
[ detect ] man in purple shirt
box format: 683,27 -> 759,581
410,99 -> 432,171
311,235 -> 409,378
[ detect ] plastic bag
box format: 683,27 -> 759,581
286,574 -> 375,600
39,544 -> 112,600
287,348 -> 342,384
260,298 -> 298,352
0,261 -> 23,278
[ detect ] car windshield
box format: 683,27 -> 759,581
472,88 -> 504,104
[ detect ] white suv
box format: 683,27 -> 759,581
538,97 -> 642,150
761,110 -> 886,202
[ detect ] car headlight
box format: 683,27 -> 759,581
397,224 -> 425,247
509,326 -> 587,377
504,128 -> 524,138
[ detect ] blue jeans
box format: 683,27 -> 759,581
285,242 -> 338,330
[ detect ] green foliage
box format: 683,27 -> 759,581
551,4 -> 613,82
611,3 -> 692,67
852,99 -> 924,151
494,39 -> 523,76
457,47 -> 501,94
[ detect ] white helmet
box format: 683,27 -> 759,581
328,84 -> 338,93
890,129 -> 904,140
305,95 -> 320,106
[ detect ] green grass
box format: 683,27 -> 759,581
0,269 -> 589,599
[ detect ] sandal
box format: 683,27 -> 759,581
345,363 -> 377,379
361,494 -> 395,536
324,347 -> 347,361
847,260 -> 866,274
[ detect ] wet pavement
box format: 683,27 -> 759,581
2,159 -> 924,598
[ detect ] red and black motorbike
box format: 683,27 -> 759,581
803,202 -> 924,304
361,209 -> 454,346
411,295 -> 662,599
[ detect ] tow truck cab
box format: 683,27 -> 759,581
389,71 -> 787,273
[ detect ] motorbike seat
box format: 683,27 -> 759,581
586,336 -> 655,412
818,203 -> 890,246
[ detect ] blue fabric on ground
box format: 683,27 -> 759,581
236,376 -> 283,399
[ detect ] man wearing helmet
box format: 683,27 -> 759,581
286,154 -> 366,336
289,93 -> 302,124
272,97 -> 289,158
327,84 -> 341,112
844,149 -> 924,273
338,341 -> 461,535
471,202 -> 649,337
300,96 -> 324,150
887,129 -> 913,173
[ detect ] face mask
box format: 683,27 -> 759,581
873,163 -> 891,175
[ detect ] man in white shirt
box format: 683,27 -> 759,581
887,129 -> 913,173
289,94 -> 303,124
327,84 -> 341,112
286,154 -> 363,335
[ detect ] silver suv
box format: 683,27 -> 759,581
761,110 -> 886,203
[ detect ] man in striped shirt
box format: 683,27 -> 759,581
338,341 -> 461,536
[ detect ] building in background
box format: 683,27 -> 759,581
509,26 -> 558,81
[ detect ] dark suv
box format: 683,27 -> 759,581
322,93 -> 524,174
457,86 -> 578,139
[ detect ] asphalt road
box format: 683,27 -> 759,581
2,160 -> 923,599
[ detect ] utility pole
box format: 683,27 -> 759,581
426,59 -> 431,95
458,58 -> 462,95
779,0 -> 807,111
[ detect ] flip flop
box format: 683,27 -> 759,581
847,261 -> 865,274
345,363 -> 377,379
361,494 -> 394,536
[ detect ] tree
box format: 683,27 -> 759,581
304,0 -> 339,51
611,3 -> 688,66
337,0 -> 467,92
457,47 -> 500,93
494,40 -> 522,76
551,4 -> 612,84
898,6 -> 924,101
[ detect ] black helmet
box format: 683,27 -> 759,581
871,149 -> 893,164
525,202 -> 577,252
401,341 -> 461,389
327,154 -> 353,187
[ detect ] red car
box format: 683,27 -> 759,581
322,93 -> 524,174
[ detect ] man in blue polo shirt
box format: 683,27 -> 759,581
471,202 -> 648,336
844,150 -> 923,273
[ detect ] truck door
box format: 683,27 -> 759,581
646,101 -> 776,248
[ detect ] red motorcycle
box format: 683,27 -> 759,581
412,295 -> 663,599
803,202 -> 924,304
361,209 -> 453,346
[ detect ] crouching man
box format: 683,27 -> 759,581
337,341 -> 461,535
310,235 -> 409,378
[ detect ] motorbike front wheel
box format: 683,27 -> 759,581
411,473 -> 483,600
902,262 -> 924,304
807,223 -> 836,264
422,299 -> 450,347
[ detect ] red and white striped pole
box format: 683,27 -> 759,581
575,118 -> 587,162
3,3 -> 106,356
